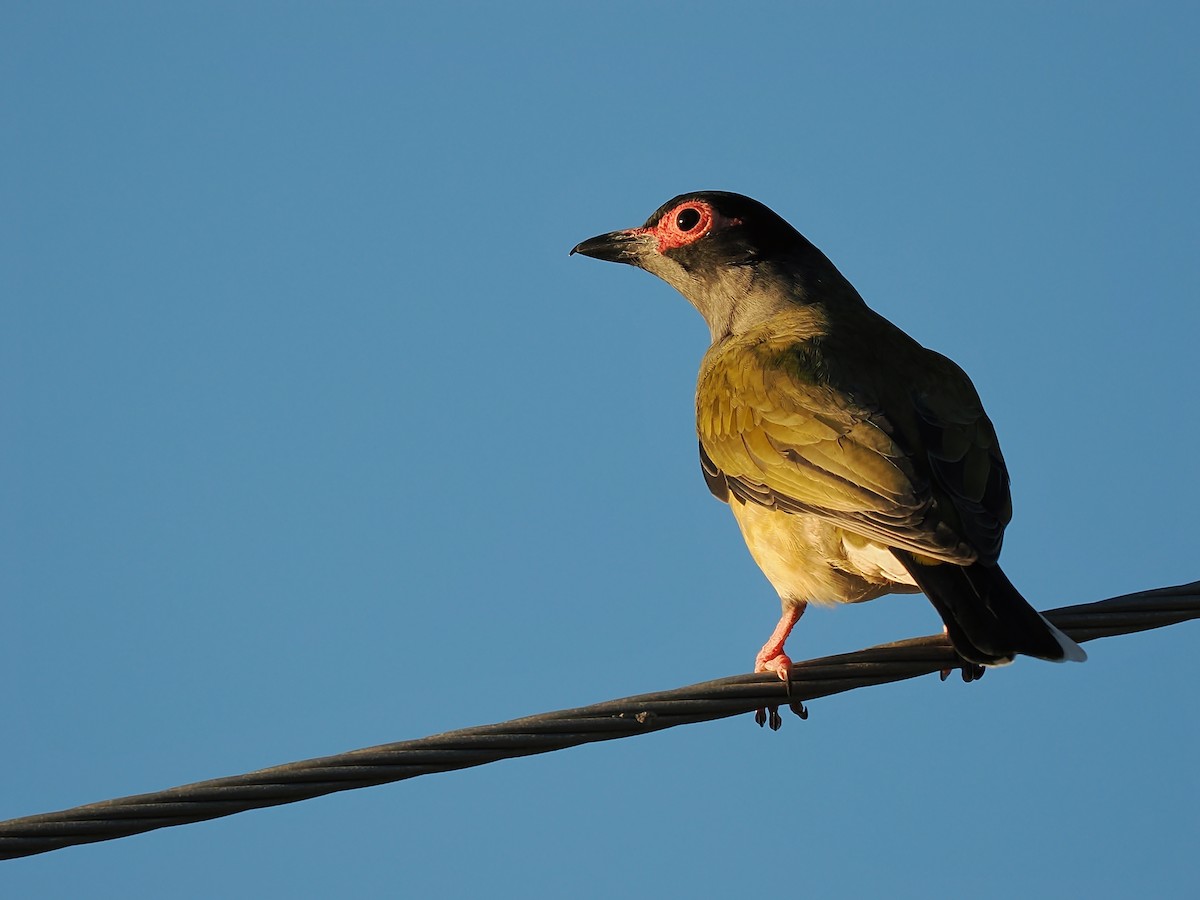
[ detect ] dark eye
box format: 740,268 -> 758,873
676,207 -> 702,231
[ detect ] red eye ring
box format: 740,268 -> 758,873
654,202 -> 716,251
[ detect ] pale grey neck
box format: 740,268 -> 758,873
688,262 -> 808,342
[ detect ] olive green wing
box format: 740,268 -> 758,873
696,336 -> 1000,565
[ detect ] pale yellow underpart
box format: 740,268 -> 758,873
729,499 -> 918,611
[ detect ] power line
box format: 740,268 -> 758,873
1,580 -> 1195,860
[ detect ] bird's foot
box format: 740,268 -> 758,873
939,663 -> 986,683
752,604 -> 808,729
756,650 -> 793,681
753,651 -> 806,728
753,699 -> 807,729
937,624 -> 986,682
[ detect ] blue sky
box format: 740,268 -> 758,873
4,2 -> 1198,896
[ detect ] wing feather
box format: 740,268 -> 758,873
696,316 -> 1011,565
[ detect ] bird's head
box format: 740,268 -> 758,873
571,191 -> 857,340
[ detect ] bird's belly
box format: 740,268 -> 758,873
728,500 -> 918,606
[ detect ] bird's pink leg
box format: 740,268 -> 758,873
754,602 -> 807,682
753,602 -> 808,729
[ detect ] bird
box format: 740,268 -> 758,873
571,190 -> 1085,695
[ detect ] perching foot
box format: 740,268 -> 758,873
940,662 -> 986,682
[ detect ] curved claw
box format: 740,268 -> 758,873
940,663 -> 987,682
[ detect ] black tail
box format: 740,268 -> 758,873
894,552 -> 1086,666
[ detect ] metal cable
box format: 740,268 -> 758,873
1,580 -> 1196,860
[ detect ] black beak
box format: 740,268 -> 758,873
569,229 -> 649,264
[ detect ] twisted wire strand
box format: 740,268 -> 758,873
1,580 -> 1196,860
